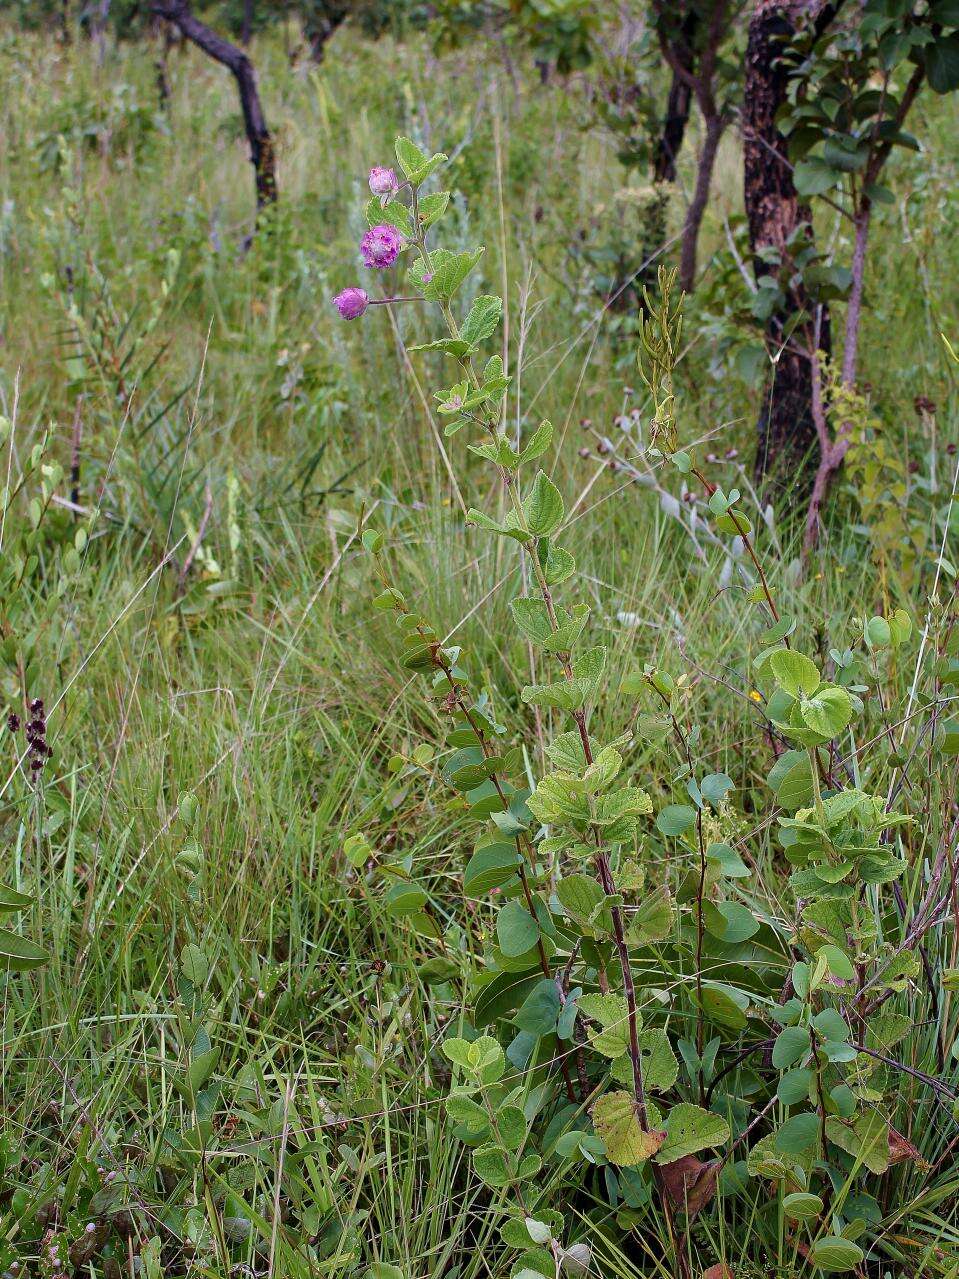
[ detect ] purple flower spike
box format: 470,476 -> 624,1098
369,166 -> 399,197
333,287 -> 369,320
361,224 -> 402,270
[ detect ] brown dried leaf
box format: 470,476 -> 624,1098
887,1125 -> 922,1167
658,1154 -> 720,1218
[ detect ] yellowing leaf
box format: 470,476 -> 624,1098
592,1091 -> 665,1166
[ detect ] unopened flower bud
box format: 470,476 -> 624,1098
369,166 -> 399,197
332,287 -> 369,320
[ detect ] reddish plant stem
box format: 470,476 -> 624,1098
503,476 -> 652,1128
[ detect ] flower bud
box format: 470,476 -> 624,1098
369,166 -> 399,197
332,287 -> 369,320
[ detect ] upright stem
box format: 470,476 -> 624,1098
410,218 -> 651,1128
692,465 -> 782,627
649,681 -> 707,1100
502,478 -> 650,1129
808,745 -> 826,825
372,562 -> 577,1102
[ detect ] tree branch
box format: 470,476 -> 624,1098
152,0 -> 277,212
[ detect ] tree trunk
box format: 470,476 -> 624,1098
679,113 -> 723,292
306,8 -> 347,63
655,71 -> 692,183
744,0 -> 829,501
802,59 -> 921,550
93,0 -> 110,62
653,8 -> 699,184
152,0 -> 277,213
241,0 -> 254,45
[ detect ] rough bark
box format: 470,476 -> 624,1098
744,0 -> 831,501
152,0 -> 277,212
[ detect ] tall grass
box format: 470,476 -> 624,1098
0,16 -> 958,1279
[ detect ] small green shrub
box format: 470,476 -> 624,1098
337,137 -> 958,1277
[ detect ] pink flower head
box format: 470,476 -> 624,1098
369,166 -> 399,197
332,287 -> 369,320
361,224 -> 402,270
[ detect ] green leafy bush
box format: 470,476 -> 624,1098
336,136 -> 957,1276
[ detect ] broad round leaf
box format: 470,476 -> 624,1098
768,650 -> 820,697
772,1025 -> 809,1070
782,1191 -> 823,1221
808,1236 -> 865,1272
592,1091 -> 665,1165
496,901 -> 541,957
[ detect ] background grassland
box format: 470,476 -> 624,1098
1,17 -> 959,1279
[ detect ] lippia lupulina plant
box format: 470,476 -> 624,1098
336,138 -> 943,1278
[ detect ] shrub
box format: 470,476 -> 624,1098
335,137 -> 954,1277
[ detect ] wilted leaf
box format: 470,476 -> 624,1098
659,1154 -> 720,1217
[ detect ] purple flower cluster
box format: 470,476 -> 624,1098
331,167 -> 409,321
360,224 -> 402,270
9,697 -> 52,777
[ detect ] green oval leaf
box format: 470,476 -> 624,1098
808,1236 -> 865,1272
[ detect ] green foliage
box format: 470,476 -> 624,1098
346,134 -> 955,1278
0,19 -> 957,1279
426,0 -> 597,76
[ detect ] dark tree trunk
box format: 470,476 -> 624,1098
654,8 -> 698,184
306,8 -> 347,63
241,0 -> 254,45
743,0 -> 829,501
655,71 -> 692,183
679,112 -> 723,292
153,0 -> 277,213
